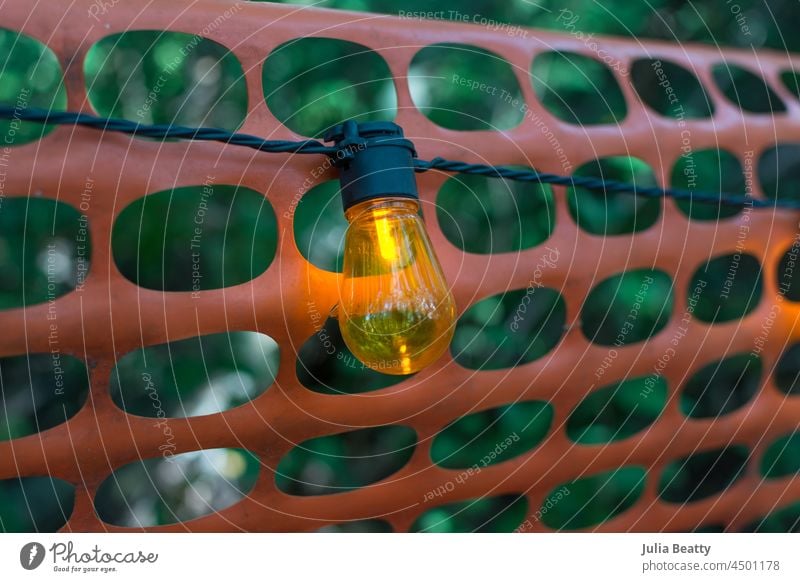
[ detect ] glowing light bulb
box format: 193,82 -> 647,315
339,197 -> 455,375
325,120 -> 456,375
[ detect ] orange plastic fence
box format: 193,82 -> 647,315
2,0 -> 800,532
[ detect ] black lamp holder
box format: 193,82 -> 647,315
324,120 -> 419,211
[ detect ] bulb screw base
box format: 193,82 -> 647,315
324,120 -> 418,211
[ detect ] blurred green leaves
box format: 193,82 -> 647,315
778,246 -> 800,301
532,52 -> 626,126
276,426 -> 416,495
111,332 -> 279,418
95,448 -> 260,527
679,354 -> 761,419
742,502 -> 800,533
412,494 -> 527,532
759,144 -> 800,203
85,31 -> 247,129
437,171 -> 554,253
541,467 -> 646,530
658,446 -> 749,504
263,37 -> 396,137
671,149 -> 743,220
431,401 -> 553,469
112,184 -> 277,291
567,376 -> 667,444
0,477 -> 74,532
409,43 -> 523,130
568,157 -> 659,235
781,70 -> 800,100
318,519 -> 393,532
0,353 -> 88,441
581,269 -> 673,346
0,198 -> 88,309
0,28 -> 66,145
293,180 -> 348,272
689,254 -> 762,323
630,58 -> 713,120
775,343 -> 800,396
760,432 -> 800,479
711,63 -> 785,114
452,287 -> 565,369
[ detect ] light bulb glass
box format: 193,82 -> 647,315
339,197 -> 456,375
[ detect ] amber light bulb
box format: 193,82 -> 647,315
339,197 -> 456,375
325,120 -> 455,375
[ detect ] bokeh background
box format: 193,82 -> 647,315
1,0 -> 799,532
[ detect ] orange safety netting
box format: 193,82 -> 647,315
1,0 -> 799,532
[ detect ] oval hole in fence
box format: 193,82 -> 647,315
582,269 -> 673,346
531,51 -> 627,125
0,476 -> 75,532
679,354 -> 761,419
0,28 -> 67,145
781,70 -> 800,101
436,170 -> 555,254
0,198 -> 90,309
658,445 -> 749,504
112,184 -> 277,291
741,502 -> 800,533
688,253 -> 763,323
630,59 -> 713,119
111,331 -> 279,418
695,523 -> 726,532
568,156 -> 660,235
317,519 -> 392,533
777,243 -> 800,301
84,31 -> 247,130
296,317 -> 412,394
567,376 -> 667,444
541,467 -> 646,530
775,343 -> 800,396
1,353 -> 88,441
759,144 -> 800,203
293,180 -> 348,273
94,448 -> 260,527
760,432 -> 800,479
263,38 -> 396,137
412,494 -> 527,533
452,286 -> 566,370
711,63 -> 785,114
276,425 -> 416,496
671,149 -> 744,220
431,401 -> 553,469
409,43 -> 524,131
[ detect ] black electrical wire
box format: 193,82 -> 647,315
0,106 -> 336,155
413,158 -> 765,208
1,105 -> 793,210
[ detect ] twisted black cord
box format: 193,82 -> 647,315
2,106 -> 794,209
0,106 -> 336,155
413,158 -> 784,209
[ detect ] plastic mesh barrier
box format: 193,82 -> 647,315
1,0 -> 800,532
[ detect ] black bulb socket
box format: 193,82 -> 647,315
324,120 -> 418,211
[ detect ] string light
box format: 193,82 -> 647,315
325,121 -> 455,375
0,106 -> 779,209
0,106 -> 785,373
